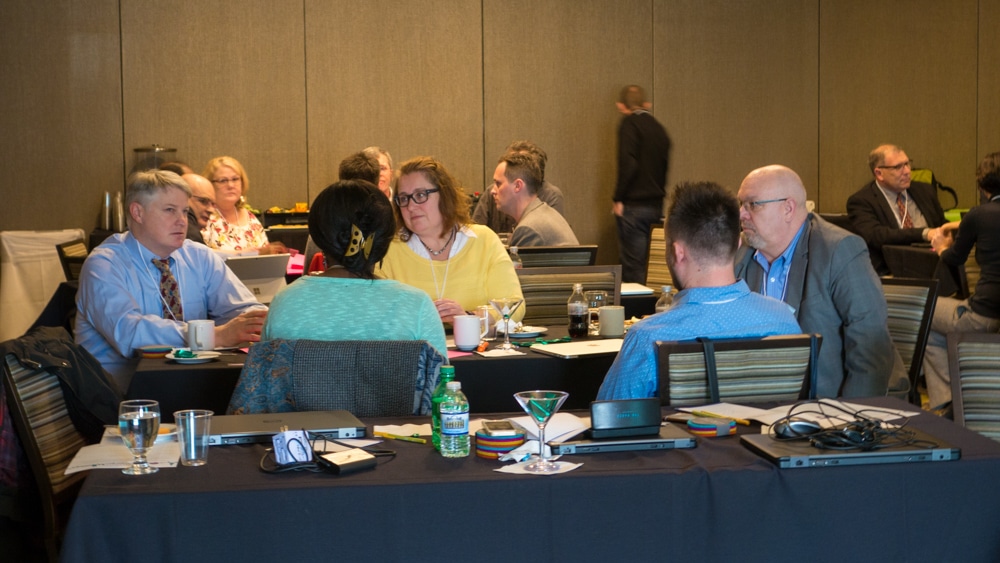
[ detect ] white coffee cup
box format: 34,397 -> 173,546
454,314 -> 488,351
186,319 -> 216,351
598,306 -> 625,338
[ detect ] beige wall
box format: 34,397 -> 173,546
2,0 -> 997,265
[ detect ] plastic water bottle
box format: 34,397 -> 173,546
509,246 -> 523,269
431,365 -> 456,451
440,381 -> 470,458
655,285 -> 673,313
568,283 -> 588,337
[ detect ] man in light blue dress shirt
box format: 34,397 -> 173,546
598,181 -> 800,401
75,170 -> 267,389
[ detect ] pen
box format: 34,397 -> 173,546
690,410 -> 751,426
374,431 -> 427,444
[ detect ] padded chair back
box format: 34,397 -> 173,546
228,339 -> 444,417
817,213 -> 859,235
656,334 -> 821,406
2,353 -> 89,561
55,239 -> 88,282
645,224 -> 674,290
948,332 -> 1000,442
515,245 -> 598,268
516,265 -> 621,326
880,277 -> 938,404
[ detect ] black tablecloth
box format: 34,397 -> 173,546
60,398 -> 1000,562
128,327 -> 616,420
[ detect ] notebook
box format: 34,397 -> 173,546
207,410 -> 366,446
531,338 -> 624,359
225,254 -> 290,304
549,423 -> 696,455
741,427 -> 960,469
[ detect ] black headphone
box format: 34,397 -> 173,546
810,418 -> 883,450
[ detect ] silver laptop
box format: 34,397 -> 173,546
741,428 -> 960,469
531,338 -> 624,359
549,423 -> 696,455
225,254 -> 290,304
207,410 -> 366,446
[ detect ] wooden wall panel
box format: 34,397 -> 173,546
0,0 -> 122,232
120,0 -> 307,212
980,0 -> 1000,162
306,0 -> 483,203
819,0 -> 979,211
483,0 -> 652,263
656,0 -> 819,201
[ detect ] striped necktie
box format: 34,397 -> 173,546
896,193 -> 913,229
152,258 -> 184,321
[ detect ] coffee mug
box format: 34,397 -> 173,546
598,306 -> 625,338
186,320 -> 216,351
454,314 -> 488,351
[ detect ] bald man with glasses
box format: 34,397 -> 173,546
846,144 -> 950,275
735,164 -> 898,399
182,173 -> 216,244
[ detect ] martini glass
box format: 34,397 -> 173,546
514,390 -> 569,473
489,297 -> 524,351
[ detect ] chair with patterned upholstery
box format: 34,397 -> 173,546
515,245 -> 598,268
55,239 -> 88,282
644,224 -> 674,292
656,334 -> 821,406
227,339 -> 445,417
516,265 -> 622,327
880,277 -> 938,404
948,331 -> 1000,443
2,353 -> 89,562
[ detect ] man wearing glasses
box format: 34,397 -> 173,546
846,144 -> 949,275
182,173 -> 216,244
735,165 -> 896,398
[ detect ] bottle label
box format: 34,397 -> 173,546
568,302 -> 588,315
441,411 -> 469,435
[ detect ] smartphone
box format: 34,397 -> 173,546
480,420 -> 519,437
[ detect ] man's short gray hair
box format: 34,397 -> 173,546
126,169 -> 191,210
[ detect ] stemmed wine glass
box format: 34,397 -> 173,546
489,297 -> 524,351
119,399 -> 161,475
514,390 -> 569,473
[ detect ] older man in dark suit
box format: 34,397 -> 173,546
846,144 -> 949,275
735,165 -> 897,398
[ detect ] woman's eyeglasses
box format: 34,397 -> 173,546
394,188 -> 440,208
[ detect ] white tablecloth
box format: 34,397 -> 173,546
0,229 -> 85,342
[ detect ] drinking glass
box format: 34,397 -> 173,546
119,399 -> 161,475
490,297 -> 525,351
514,390 -> 569,473
584,290 -> 608,336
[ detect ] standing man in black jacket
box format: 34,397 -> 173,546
613,84 -> 671,283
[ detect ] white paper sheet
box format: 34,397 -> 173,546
65,441 -> 180,475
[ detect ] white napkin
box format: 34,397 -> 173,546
495,454 -> 582,475
475,348 -> 526,357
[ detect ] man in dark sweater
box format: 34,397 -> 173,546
613,84 -> 671,283
923,151 -> 1000,409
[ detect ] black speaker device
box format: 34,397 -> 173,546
589,398 -> 662,439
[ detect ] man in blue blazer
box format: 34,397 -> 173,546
735,165 -> 894,398
847,144 -> 948,275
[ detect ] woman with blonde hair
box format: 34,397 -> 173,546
202,156 -> 285,255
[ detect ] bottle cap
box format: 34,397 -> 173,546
573,283 -> 583,290
446,381 -> 461,390
441,365 -> 455,375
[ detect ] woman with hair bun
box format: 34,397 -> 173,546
261,179 -> 446,355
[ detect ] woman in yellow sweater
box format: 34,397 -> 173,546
376,156 -> 524,324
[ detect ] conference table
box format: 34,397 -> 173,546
60,397 -> 1000,562
127,326 -> 618,421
